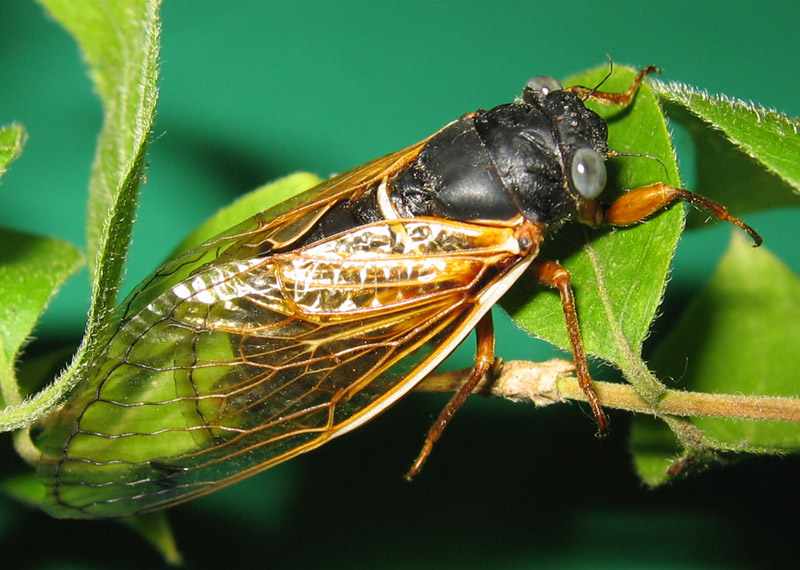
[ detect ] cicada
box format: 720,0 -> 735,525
35,67 -> 760,518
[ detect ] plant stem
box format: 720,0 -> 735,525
416,360 -> 800,423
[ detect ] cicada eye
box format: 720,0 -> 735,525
524,76 -> 563,97
570,147 -> 607,199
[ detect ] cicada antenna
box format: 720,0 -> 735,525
596,55 -> 614,89
607,150 -> 670,179
582,54 -> 615,100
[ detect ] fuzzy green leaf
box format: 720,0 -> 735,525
39,0 -> 162,282
38,0 -> 161,357
502,66 -> 683,402
653,81 -> 800,222
628,415 -> 683,486
655,80 -> 800,190
0,124 -> 84,425
632,234 -> 800,484
0,229 -> 83,425
0,229 -> 83,376
7,0 -> 164,431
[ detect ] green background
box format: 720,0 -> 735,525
1,1 -> 799,568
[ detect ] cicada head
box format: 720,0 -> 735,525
391,76 -> 610,230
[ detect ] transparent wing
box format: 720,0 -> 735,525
37,202 -> 536,517
115,138 -> 432,324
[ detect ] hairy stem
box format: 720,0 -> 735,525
417,360 -> 800,423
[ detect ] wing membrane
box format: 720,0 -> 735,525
116,138 -> 430,323
38,217 -> 535,517
37,141 -> 539,518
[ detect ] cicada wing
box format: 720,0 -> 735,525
36,217 -> 538,518
115,138 -> 431,325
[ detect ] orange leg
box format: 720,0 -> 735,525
567,65 -> 660,106
405,312 -> 496,480
602,182 -> 762,246
567,67 -> 761,246
531,260 -> 608,435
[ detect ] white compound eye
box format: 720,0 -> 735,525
524,75 -> 563,96
571,147 -> 606,199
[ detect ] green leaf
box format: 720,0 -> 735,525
631,233 -> 800,484
0,472 -> 46,509
121,512 -> 182,566
628,415 -> 683,486
0,124 -> 27,176
0,123 -> 84,428
0,231 -> 83,367
0,229 -> 83,413
656,233 -> 800,435
39,0 -> 162,280
6,0 -> 163,431
38,0 -> 161,345
171,172 -> 323,256
502,66 -> 683,403
655,80 -> 800,193
652,82 -> 800,222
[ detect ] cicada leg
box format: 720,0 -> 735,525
405,313 -> 496,481
600,182 -> 762,246
531,260 -> 608,435
566,65 -> 660,106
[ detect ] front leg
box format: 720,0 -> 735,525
581,183 -> 762,246
530,260 -> 608,435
